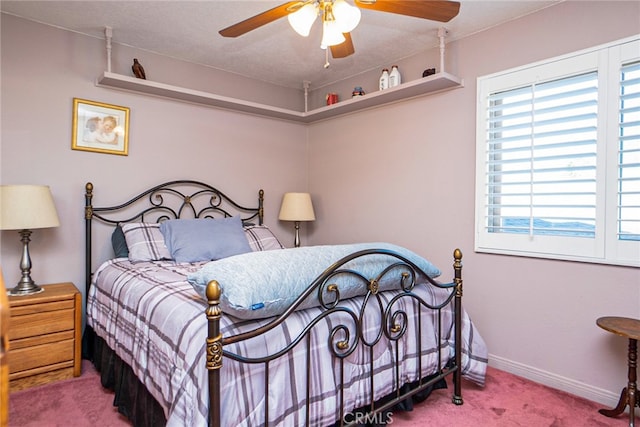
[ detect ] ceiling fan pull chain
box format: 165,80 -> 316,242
324,48 -> 330,68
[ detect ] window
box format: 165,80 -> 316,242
475,37 -> 640,266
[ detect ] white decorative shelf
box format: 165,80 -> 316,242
96,71 -> 463,123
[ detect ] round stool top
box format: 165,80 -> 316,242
597,316 -> 640,340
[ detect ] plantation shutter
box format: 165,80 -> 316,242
618,61 -> 640,242
484,71 -> 599,238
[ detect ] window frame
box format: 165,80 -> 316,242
475,36 -> 640,267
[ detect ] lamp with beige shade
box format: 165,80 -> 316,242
278,192 -> 315,248
0,185 -> 60,296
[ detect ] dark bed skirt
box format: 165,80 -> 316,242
83,326 -> 167,426
83,327 -> 447,427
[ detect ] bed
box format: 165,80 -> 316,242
82,180 -> 488,427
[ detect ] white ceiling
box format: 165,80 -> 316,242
1,1 -> 560,90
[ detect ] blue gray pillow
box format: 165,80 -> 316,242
160,216 -> 252,263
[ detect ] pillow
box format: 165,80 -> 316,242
160,216 -> 252,263
111,224 -> 129,258
121,222 -> 172,262
244,225 -> 284,251
187,242 -> 442,320
112,221 -> 273,260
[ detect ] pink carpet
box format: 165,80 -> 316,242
392,368 -> 628,427
9,360 -> 129,427
8,360 -> 630,426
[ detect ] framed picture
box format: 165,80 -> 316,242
72,98 -> 129,155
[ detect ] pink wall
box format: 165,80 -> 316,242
0,14 -> 309,290
307,0 -> 640,407
1,0 -> 639,411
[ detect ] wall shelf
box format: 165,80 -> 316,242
96,71 -> 463,124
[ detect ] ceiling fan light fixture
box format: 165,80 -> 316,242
320,19 -> 346,48
332,0 -> 361,33
287,3 -> 318,37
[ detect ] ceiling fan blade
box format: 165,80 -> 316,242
219,1 -> 303,37
330,33 -> 355,58
354,0 -> 460,22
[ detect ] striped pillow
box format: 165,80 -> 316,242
121,222 -> 172,262
244,225 -> 284,251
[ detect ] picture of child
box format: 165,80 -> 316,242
83,115 -> 120,145
73,98 -> 129,156
95,116 -> 118,144
83,116 -> 101,143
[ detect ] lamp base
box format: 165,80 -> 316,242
9,282 -> 43,296
294,221 -> 301,248
7,229 -> 44,296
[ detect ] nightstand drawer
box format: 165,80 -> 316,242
10,299 -> 74,317
9,330 -> 75,351
9,338 -> 74,374
9,307 -> 75,340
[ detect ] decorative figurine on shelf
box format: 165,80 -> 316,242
132,58 -> 146,79
352,86 -> 365,98
423,68 -> 436,77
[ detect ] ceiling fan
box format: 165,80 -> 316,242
219,0 -> 461,59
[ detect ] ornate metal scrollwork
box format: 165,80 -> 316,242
207,334 -> 223,370
85,182 -> 94,219
385,308 -> 408,340
329,323 -> 356,358
400,272 -> 411,291
150,191 -> 164,207
368,278 -> 379,294
455,279 -> 463,298
319,282 -> 340,309
206,281 -> 223,370
453,248 -> 463,298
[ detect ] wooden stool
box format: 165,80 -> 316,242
597,316 -> 640,427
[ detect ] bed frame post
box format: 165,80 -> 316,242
258,189 -> 264,225
452,248 -> 463,405
206,280 -> 223,427
84,182 -> 94,302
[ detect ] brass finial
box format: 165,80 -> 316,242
206,280 -> 221,302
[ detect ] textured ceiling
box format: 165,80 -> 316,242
1,1 -> 560,90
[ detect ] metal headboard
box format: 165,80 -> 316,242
84,180 -> 264,298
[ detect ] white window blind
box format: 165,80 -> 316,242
618,61 -> 640,242
476,36 -> 640,266
486,72 -> 598,238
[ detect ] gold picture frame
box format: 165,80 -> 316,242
71,98 -> 129,156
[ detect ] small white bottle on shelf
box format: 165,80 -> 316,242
389,65 -> 401,87
379,68 -> 389,90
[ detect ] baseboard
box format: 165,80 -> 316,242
488,353 -> 619,408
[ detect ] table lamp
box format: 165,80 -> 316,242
278,192 -> 315,247
0,185 -> 60,295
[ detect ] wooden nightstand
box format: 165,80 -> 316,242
7,282 -> 81,391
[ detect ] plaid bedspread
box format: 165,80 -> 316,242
87,258 -> 488,427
